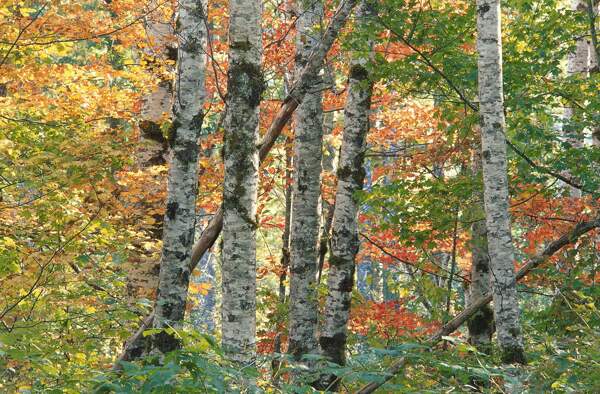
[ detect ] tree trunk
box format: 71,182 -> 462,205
466,148 -> 494,350
221,0 -> 263,364
150,0 -> 208,354
115,0 -> 359,363
272,135 -> 293,380
126,2 -> 173,303
319,1 -> 374,386
562,0 -> 590,198
288,0 -> 325,362
476,0 -> 526,364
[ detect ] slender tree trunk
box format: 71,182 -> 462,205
221,0 -> 263,363
476,0 -> 526,364
126,2 -> 173,303
466,147 -> 494,350
319,1 -> 374,386
562,0 -> 590,198
138,1 -> 174,167
272,135 -> 293,380
288,0 -> 325,362
150,0 -> 208,354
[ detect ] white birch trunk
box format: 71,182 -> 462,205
221,0 -> 263,364
319,1 -> 374,379
139,2 -> 175,167
562,0 -> 590,198
476,0 -> 526,364
151,0 -> 208,354
126,2 -> 174,304
115,0 -> 359,362
288,0 -> 324,361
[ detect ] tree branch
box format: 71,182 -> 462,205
357,215 -> 600,393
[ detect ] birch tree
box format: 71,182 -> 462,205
221,0 -> 263,363
116,0 -> 359,362
150,0 -> 208,354
476,0 -> 526,364
319,0 -> 374,383
466,149 -> 493,350
288,0 -> 324,361
126,2 -> 173,302
562,0 -> 590,198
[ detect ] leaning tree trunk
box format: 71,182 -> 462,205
319,1 -> 374,388
221,0 -> 263,364
476,0 -> 526,364
288,0 -> 325,362
150,0 -> 208,354
466,149 -> 494,351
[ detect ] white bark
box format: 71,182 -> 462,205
151,0 -> 208,354
221,0 -> 263,364
139,2 -> 175,167
319,0 -> 374,376
288,0 -> 324,361
115,0 -> 359,362
562,0 -> 590,198
126,2 -> 174,303
476,0 -> 526,364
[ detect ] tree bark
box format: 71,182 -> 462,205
126,1 -> 173,303
476,0 -> 526,364
221,0 -> 263,363
150,0 -> 208,354
318,1 -> 374,386
466,149 -> 494,350
115,0 -> 359,363
288,0 -> 325,362
562,0 -> 590,198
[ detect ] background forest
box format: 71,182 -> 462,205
1,0 -> 599,392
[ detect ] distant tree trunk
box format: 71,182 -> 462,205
138,2 -> 174,168
221,0 -> 263,364
150,0 -> 208,354
319,1 -> 374,386
126,2 -> 174,303
370,260 -> 383,302
466,150 -> 494,351
272,135 -> 293,379
476,0 -> 526,365
562,0 -> 590,198
288,0 -> 325,363
588,2 -> 599,145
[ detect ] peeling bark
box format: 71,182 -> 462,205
288,0 -> 325,362
476,0 -> 526,365
151,0 -> 208,354
318,1 -> 374,387
221,0 -> 263,364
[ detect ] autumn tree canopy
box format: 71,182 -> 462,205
1,0 -> 599,392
